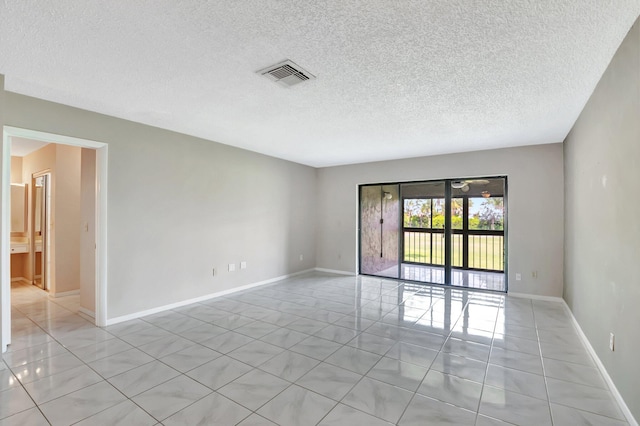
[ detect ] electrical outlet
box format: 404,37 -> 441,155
609,333 -> 615,351
240,261 -> 247,270
299,254 -> 304,261
515,273 -> 522,281
228,263 -> 236,272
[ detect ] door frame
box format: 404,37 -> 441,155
31,171 -> 52,291
1,126 -> 109,352
357,176 -> 508,292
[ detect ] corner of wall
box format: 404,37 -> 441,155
562,17 -> 640,422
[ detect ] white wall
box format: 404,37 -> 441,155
10,157 -> 21,183
564,19 -> 640,420
5,92 -> 317,320
50,144 -> 82,295
316,144 -> 564,297
19,143 -> 56,284
2,85 -> 563,323
20,143 -> 82,295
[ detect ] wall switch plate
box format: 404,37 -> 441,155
299,254 -> 304,261
212,268 -> 216,277
609,333 -> 615,351
515,273 -> 522,281
228,263 -> 236,272
532,271 -> 538,278
240,261 -> 247,269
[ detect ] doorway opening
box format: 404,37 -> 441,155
1,127 -> 108,352
358,177 -> 507,292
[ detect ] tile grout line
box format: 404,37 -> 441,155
7,288 -> 91,424
311,281 -> 438,425
7,274 -> 624,425
393,287 -> 463,425
472,293 -> 502,426
532,303 -> 558,426
34,315 -> 152,424
1,357 -> 51,425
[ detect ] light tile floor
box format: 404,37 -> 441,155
1,274 -> 629,425
379,265 -> 505,292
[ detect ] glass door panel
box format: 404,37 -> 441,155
359,184 -> 400,278
360,177 -> 507,292
450,177 -> 507,291
401,182 -> 445,284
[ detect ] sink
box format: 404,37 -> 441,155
10,237 -> 29,254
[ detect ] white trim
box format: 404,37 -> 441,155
95,144 -> 108,327
507,292 -> 564,302
561,300 -> 638,426
1,129 -> 11,352
1,126 -> 108,353
106,269 -> 315,326
10,277 -> 27,282
314,268 -> 356,276
78,307 -> 95,318
354,183 -> 360,274
504,292 -> 636,424
33,171 -> 52,293
3,126 -> 105,149
49,289 -> 80,298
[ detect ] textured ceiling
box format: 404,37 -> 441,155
0,2 -> 638,167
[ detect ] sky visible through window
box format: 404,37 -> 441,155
404,197 -> 503,231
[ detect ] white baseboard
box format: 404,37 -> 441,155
561,300 -> 637,426
506,292 -> 636,424
11,277 -> 27,282
507,292 -> 564,302
314,268 -> 356,276
78,307 -> 95,318
49,289 -> 80,298
105,268 -> 316,326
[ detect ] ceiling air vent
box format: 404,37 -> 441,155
258,60 -> 316,87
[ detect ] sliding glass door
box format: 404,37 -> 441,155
401,181 -> 446,284
359,184 -> 400,278
359,177 -> 507,292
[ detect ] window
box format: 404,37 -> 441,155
403,199 -> 431,228
468,197 -> 504,230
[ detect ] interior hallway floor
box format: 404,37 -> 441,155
0,273 -> 629,425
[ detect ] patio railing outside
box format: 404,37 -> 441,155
404,230 -> 504,272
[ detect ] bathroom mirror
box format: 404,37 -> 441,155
35,185 -> 42,233
33,174 -> 50,290
11,183 -> 26,233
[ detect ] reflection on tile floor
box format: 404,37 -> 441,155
379,264 -> 505,292
1,274 -> 629,425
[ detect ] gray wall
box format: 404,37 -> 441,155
564,19 -> 640,419
5,92 -> 317,319
316,144 -> 565,297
